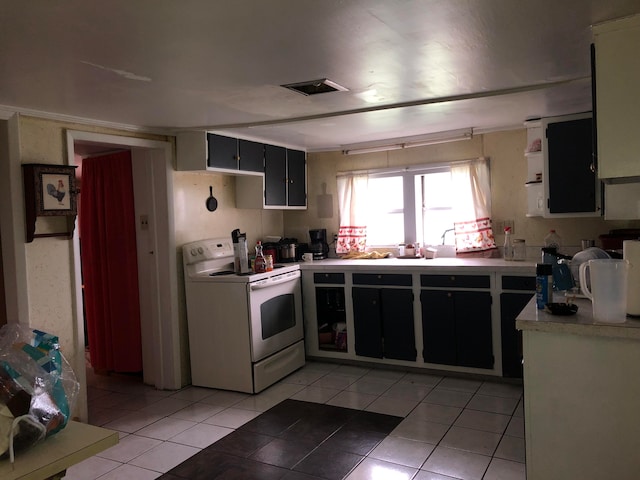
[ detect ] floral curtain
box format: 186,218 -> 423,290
336,174 -> 369,253
451,158 -> 497,254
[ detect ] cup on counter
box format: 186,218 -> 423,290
302,253 -> 314,262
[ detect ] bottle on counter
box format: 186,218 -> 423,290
536,263 -> 553,309
504,227 -> 513,261
254,241 -> 266,273
265,254 -> 274,272
544,229 -> 562,251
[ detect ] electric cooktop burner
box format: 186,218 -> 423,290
208,264 -> 288,277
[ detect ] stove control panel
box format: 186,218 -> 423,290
183,238 -> 234,264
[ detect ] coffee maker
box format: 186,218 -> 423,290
309,229 -> 329,260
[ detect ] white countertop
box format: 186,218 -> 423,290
516,295 -> 640,340
0,421 -> 118,480
299,257 -> 536,274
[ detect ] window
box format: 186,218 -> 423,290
367,166 -> 455,247
338,158 -> 494,255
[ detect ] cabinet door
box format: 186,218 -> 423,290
421,290 -> 456,366
546,117 -> 597,214
381,289 -> 416,361
238,139 -> 264,173
287,149 -> 306,207
500,292 -> 531,378
594,16 -> 640,179
455,291 -> 493,369
316,287 -> 346,352
264,145 -> 287,206
207,134 -> 238,170
352,288 -> 383,358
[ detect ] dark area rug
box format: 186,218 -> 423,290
159,398 -> 402,480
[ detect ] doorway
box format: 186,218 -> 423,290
78,149 -> 143,376
67,130 -> 180,421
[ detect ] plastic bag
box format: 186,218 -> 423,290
0,324 -> 79,462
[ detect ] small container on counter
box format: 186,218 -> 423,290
512,238 -> 526,261
536,263 -> 553,309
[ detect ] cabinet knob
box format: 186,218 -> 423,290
377,275 -> 383,279
447,292 -> 452,297
450,276 -> 455,282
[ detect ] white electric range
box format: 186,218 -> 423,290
182,238 -> 304,393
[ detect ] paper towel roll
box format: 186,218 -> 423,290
623,240 -> 640,316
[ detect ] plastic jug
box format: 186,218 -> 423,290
579,259 -> 629,323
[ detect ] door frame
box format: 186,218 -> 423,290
66,130 -> 181,416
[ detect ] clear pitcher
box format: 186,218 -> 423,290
579,259 -> 629,323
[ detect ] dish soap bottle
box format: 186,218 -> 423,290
504,226 -> 513,261
254,241 -> 266,273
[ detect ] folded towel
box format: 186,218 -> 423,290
341,251 -> 391,259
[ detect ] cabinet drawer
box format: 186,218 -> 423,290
501,275 -> 536,291
353,273 -> 412,286
420,274 -> 490,289
314,272 -> 345,284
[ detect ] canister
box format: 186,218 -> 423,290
265,254 -> 274,271
512,239 -> 526,261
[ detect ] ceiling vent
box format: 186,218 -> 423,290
281,78 -> 349,96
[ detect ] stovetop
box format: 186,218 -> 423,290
183,238 -> 300,283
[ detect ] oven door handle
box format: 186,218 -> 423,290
250,271 -> 301,290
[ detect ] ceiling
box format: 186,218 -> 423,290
1,1 -> 639,152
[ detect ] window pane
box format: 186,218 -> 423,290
367,176 -> 403,245
423,172 -> 453,208
419,171 -> 454,246
368,212 -> 404,245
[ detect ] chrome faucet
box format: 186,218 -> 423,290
441,228 -> 454,245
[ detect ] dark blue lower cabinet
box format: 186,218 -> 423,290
352,287 -> 416,361
421,290 -> 494,369
500,292 -> 531,378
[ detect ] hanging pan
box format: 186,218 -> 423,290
206,186 -> 218,212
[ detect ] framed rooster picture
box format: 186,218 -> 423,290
22,164 -> 78,242
23,164 -> 78,215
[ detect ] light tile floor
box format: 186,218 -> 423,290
65,361 -> 526,480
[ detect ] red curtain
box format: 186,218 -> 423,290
80,151 -> 142,373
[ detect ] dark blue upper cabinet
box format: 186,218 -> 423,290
207,134 -> 265,173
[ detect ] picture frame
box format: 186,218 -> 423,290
24,164 -> 78,216
22,164 -> 78,242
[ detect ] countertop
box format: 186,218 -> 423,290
516,295 -> 640,340
0,421 -> 118,480
298,257 -> 536,274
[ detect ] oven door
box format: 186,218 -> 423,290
248,270 -> 303,362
